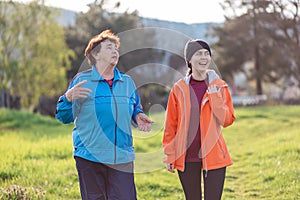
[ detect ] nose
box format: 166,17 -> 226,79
114,49 -> 119,56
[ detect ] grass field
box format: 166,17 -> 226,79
0,106 -> 299,199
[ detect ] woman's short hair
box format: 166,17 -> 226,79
84,29 -> 120,66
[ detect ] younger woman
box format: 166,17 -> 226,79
163,39 -> 235,200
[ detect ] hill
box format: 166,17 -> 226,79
55,8 -> 220,42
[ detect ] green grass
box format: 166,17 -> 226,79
0,106 -> 299,199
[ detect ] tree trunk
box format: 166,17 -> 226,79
255,46 -> 263,95
252,2 -> 263,95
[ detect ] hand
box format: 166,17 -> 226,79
136,113 -> 153,132
166,163 -> 175,173
207,84 -> 220,94
65,80 -> 92,101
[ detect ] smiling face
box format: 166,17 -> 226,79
189,49 -> 211,72
93,39 -> 119,67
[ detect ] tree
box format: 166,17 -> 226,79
0,0 -> 74,110
212,0 -> 299,95
269,0 -> 300,82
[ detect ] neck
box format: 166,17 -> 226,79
192,70 -> 207,81
95,63 -> 114,80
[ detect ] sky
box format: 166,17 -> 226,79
14,0 -> 225,24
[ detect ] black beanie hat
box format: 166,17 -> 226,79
184,39 -> 211,63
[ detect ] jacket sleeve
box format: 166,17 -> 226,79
55,95 -> 74,124
162,88 -> 178,164
55,80 -> 76,124
208,85 -> 235,128
131,89 -> 144,127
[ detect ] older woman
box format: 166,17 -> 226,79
56,29 -> 152,200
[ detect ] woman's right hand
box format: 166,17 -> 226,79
166,163 -> 175,173
65,80 -> 92,102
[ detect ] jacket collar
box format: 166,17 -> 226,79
183,69 -> 220,85
91,65 -> 123,82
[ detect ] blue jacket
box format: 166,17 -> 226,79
56,66 -> 143,164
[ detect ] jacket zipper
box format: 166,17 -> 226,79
110,84 -> 118,164
201,95 -> 208,178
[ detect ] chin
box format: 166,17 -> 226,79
198,66 -> 208,71
113,59 -> 119,65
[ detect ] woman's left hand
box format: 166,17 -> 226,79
136,113 -> 153,132
207,84 -> 220,94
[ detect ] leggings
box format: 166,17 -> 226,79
178,162 -> 226,200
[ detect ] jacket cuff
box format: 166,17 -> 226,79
131,110 -> 144,127
63,94 -> 72,103
163,154 -> 176,164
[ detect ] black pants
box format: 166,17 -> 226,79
178,162 -> 226,200
74,156 -> 137,200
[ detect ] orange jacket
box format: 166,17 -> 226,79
163,70 -> 235,172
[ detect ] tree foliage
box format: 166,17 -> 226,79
212,0 -> 300,94
0,0 -> 74,109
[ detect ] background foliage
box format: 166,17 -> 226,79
0,0 -> 74,109
1,0 -> 299,112
211,0 -> 300,95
